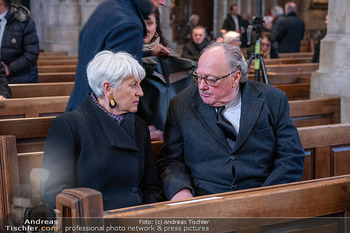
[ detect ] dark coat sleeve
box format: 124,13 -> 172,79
138,121 -> 165,203
182,42 -> 200,62
262,92 -> 305,186
0,63 -> 12,98
157,99 -> 195,200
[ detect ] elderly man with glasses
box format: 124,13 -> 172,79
157,42 -> 305,201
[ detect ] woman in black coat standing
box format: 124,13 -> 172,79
41,50 -> 164,211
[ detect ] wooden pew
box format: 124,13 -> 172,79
264,63 -> 319,74
278,52 -> 313,58
38,72 -> 75,83
55,175 -> 350,233
39,51 -> 68,56
9,82 -> 74,98
289,98 -> 340,127
274,82 -> 310,100
37,58 -> 78,66
248,73 -> 310,85
0,96 -> 68,118
0,97 -> 340,153
0,117 -> 54,153
251,57 -> 313,66
37,65 -> 76,73
2,122 -> 350,231
299,123 -> 350,180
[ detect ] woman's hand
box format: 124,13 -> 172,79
151,44 -> 170,57
149,125 -> 164,141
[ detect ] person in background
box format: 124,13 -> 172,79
140,9 -> 194,141
260,32 -> 279,59
184,14 -> 200,43
182,25 -> 208,61
42,51 -> 164,211
222,4 -> 246,46
0,63 -> 11,99
262,15 -> 273,32
223,31 -> 242,48
0,0 -> 39,84
66,0 -> 166,112
312,15 -> 328,63
157,42 -> 304,201
143,8 -> 170,58
216,29 -> 227,43
275,2 -> 305,53
270,5 -> 284,50
140,8 -> 170,141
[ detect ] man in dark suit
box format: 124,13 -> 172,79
222,4 -> 246,47
157,42 -> 305,201
66,0 -> 166,111
275,2 -> 305,53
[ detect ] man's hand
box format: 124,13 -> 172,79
0,95 -> 6,100
1,62 -> 9,76
171,188 -> 193,201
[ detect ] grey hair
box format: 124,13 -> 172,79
87,50 -> 145,98
271,5 -> 284,16
189,14 -> 200,23
285,2 -> 297,13
203,42 -> 248,83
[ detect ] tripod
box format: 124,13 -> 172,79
246,0 -> 269,84
247,39 -> 269,84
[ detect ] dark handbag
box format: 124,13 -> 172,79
136,56 -> 197,130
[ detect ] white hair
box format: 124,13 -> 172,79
223,31 -> 241,43
87,50 -> 145,98
272,6 -> 284,16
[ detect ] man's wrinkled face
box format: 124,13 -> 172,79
197,47 -> 240,107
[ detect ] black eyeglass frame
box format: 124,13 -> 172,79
192,70 -> 236,86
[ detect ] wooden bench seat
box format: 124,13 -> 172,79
0,96 -> 68,118
9,82 -> 74,98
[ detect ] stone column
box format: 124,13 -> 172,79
79,0 -> 103,26
160,0 -> 177,50
310,0 -> 350,122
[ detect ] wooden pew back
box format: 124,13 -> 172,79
38,72 -> 75,83
299,123 -> 350,180
56,175 -> 350,232
289,98 -> 340,127
0,116 -> 54,152
0,96 -> 68,118
9,83 -> 74,98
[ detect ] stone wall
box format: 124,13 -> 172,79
311,0 -> 350,123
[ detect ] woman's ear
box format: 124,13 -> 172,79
103,82 -> 112,96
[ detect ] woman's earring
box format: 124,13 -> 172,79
108,94 -> 117,109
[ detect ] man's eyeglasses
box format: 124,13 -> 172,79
192,70 -> 236,86
261,43 -> 271,47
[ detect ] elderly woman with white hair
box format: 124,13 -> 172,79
41,50 -> 164,211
